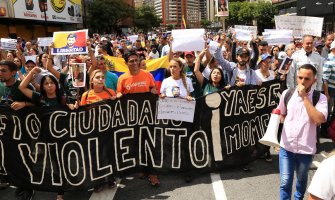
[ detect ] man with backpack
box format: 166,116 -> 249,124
277,64 -> 328,200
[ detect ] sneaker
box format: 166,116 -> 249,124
108,180 -> 116,189
15,188 -> 34,200
265,152 -> 273,162
148,175 -> 160,186
0,182 -> 10,190
242,165 -> 251,172
93,185 -> 104,193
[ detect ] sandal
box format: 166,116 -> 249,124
148,175 -> 160,186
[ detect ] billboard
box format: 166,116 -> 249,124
12,0 -> 82,23
215,0 -> 229,17
0,0 -> 14,18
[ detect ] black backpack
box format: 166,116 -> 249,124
284,88 -> 320,108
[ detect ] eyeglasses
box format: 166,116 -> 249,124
26,65 -> 35,68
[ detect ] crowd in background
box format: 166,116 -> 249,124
0,30 -> 335,200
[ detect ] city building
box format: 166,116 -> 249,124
154,0 -> 200,29
0,0 -> 83,40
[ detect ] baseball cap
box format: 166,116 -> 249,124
330,41 -> 335,50
101,37 -> 108,41
184,51 -> 195,57
236,48 -> 250,56
259,40 -> 268,46
257,53 -> 272,65
314,40 -> 324,48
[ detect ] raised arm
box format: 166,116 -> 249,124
168,37 -> 173,62
214,39 -> 232,72
88,39 -> 97,76
46,43 -> 61,79
16,44 -> 26,64
231,33 -> 237,63
18,67 -> 41,99
250,38 -> 259,69
194,48 -> 207,86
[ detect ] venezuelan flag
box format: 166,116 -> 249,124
104,55 -> 170,93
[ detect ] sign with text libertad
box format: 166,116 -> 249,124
0,80 -> 281,191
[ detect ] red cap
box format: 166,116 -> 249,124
184,51 -> 195,57
272,109 -> 281,115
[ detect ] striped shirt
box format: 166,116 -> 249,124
323,53 -> 335,88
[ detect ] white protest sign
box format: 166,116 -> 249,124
38,37 -> 53,47
235,25 -> 257,37
128,35 -> 138,44
0,38 -> 17,50
172,29 -> 205,52
157,98 -> 196,123
275,16 -> 324,37
25,56 -> 37,63
262,30 -> 293,45
209,41 -> 219,55
235,29 -> 252,41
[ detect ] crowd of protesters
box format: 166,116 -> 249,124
0,29 -> 335,200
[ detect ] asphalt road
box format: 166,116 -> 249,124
0,138 -> 334,200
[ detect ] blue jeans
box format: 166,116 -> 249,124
279,148 -> 313,200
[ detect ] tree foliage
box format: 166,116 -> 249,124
133,5 -> 161,32
200,19 -> 212,29
87,0 -> 133,33
226,1 -> 278,33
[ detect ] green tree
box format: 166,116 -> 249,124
226,1 -> 278,33
87,0 -> 133,33
254,1 -> 278,31
200,19 -> 212,29
134,5 -> 161,32
166,24 -> 175,31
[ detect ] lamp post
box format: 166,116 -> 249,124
329,2 -> 334,32
301,6 -> 306,16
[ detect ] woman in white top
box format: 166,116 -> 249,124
160,58 -> 194,100
308,152 -> 335,200
255,53 -> 275,85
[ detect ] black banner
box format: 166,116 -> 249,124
0,80 -> 281,191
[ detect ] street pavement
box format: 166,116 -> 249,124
0,138 -> 334,200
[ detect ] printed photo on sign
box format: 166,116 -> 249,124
216,0 -> 229,17
51,29 -> 88,55
70,63 -> 86,88
278,57 -> 293,75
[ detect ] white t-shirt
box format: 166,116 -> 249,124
255,69 -> 275,83
236,68 -> 247,83
161,45 -> 170,57
160,76 -> 194,98
149,51 -> 159,59
308,155 -> 335,200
